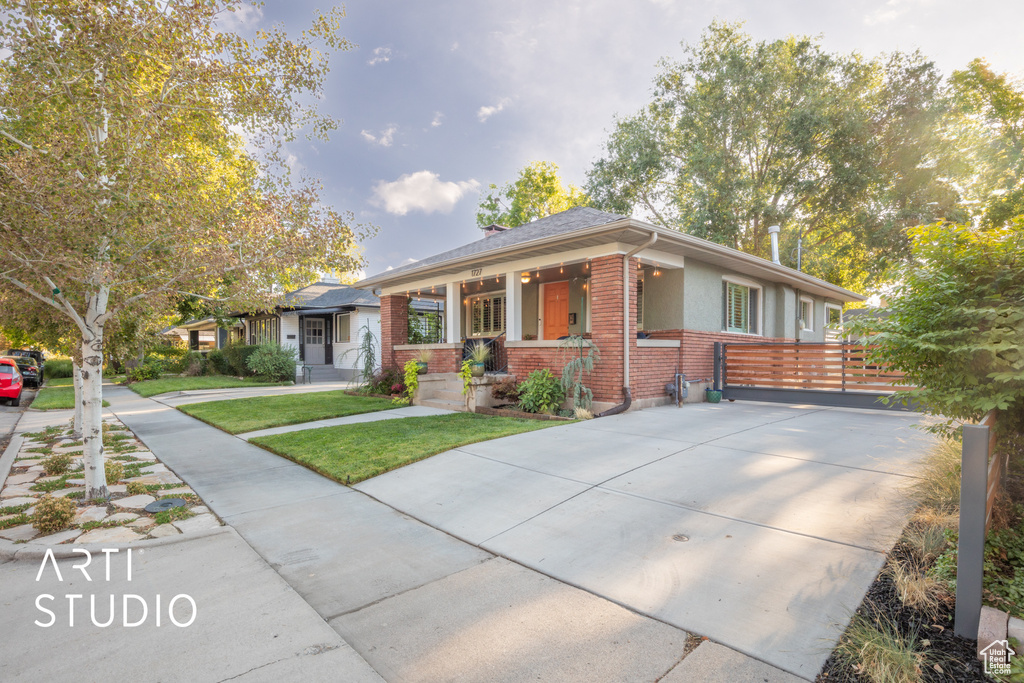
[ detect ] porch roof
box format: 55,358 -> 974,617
357,208 -> 865,302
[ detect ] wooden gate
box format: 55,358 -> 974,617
714,342 -> 915,411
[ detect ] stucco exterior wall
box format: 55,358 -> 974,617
642,268 -> 685,331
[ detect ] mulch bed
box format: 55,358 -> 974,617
816,542 -> 986,683
474,405 -> 573,421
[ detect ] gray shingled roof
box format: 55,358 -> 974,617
280,282 -> 380,309
372,207 -> 626,280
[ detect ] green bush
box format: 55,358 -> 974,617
104,459 -> 124,483
127,361 -> 161,383
245,343 -> 296,381
42,453 -> 72,476
223,343 -> 259,376
367,368 -> 402,395
32,494 -> 76,533
180,351 -> 206,377
517,369 -> 565,414
126,481 -> 149,496
43,358 -> 73,379
207,348 -> 231,375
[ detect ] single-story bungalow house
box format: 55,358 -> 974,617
356,207 -> 864,411
161,317 -> 244,351
237,279 -> 443,382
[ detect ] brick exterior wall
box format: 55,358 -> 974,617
646,329 -> 789,382
394,347 -> 462,374
632,346 -> 682,400
380,294 -> 409,370
587,254 -> 634,404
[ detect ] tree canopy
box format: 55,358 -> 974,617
476,161 -> 589,228
0,0 -> 369,497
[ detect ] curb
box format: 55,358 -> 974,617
0,525 -> 233,562
0,433 -> 24,496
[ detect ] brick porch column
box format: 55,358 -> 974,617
589,255 -> 637,404
380,294 -> 409,370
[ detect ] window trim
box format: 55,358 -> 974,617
799,296 -> 815,332
825,303 -> 844,340
248,316 -> 280,345
465,289 -> 507,338
334,312 -> 351,344
722,276 -> 763,336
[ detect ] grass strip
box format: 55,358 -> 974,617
251,413 -> 558,485
178,391 -> 395,434
128,375 -> 289,398
31,386 -> 109,410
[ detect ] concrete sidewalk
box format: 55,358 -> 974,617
103,386 -> 763,682
237,405 -> 455,440
151,380 -> 358,407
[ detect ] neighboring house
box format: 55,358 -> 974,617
357,207 -> 864,411
161,317 -> 244,351
237,279 -> 443,382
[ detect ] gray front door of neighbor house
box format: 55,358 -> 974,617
305,318 -> 325,364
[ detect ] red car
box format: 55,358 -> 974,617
0,357 -> 23,406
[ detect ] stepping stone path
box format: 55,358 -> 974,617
0,416 -> 221,546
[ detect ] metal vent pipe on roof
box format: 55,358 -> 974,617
768,225 -> 781,265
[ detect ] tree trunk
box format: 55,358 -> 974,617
72,360 -> 83,439
81,289 -> 109,500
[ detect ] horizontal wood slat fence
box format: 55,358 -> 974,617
722,342 -> 910,393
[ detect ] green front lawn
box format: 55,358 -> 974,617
178,391 -> 395,434
128,375 -> 289,398
31,386 -> 109,410
251,413 -> 557,485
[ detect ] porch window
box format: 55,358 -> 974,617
334,313 -> 351,343
723,280 -> 760,335
799,297 -> 814,331
249,317 -> 280,345
468,292 -> 506,337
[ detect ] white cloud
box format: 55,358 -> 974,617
477,97 -> 512,123
367,47 -> 393,66
371,171 -> 480,216
430,112 -> 444,128
360,125 -> 397,147
215,4 -> 264,31
865,0 -> 934,25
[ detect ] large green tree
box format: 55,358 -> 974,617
0,0 -> 370,498
587,21 -> 958,289
477,161 -> 589,228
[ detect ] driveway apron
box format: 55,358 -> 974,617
355,402 -> 934,679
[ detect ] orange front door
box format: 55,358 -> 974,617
543,281 -> 570,340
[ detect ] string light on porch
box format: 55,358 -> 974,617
559,262 -> 564,274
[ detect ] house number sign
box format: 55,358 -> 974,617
470,268 -> 482,276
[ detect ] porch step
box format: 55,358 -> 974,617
419,398 -> 466,412
432,389 -> 466,402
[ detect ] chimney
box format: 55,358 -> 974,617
482,224 -> 509,237
768,225 -> 781,265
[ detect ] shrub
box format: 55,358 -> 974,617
126,481 -> 150,496
180,351 -> 206,377
206,348 -> 231,375
43,358 -> 73,379
518,369 -> 564,414
32,494 -> 76,533
245,343 -> 296,381
832,611 -> 925,683
104,459 -> 124,483
127,361 -> 162,383
42,453 -> 72,476
491,376 -> 521,403
223,343 -> 259,376
368,368 -> 402,395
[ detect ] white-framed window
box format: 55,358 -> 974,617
722,278 -> 761,335
636,272 -> 645,331
467,291 -> 506,337
825,303 -> 843,340
799,297 -> 814,331
334,313 -> 351,343
249,316 -> 279,345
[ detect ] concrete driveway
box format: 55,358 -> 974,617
355,401 -> 935,678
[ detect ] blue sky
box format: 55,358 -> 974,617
243,0 -> 1024,280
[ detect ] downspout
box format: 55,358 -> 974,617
598,232 -> 659,417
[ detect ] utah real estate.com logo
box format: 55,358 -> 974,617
981,639 -> 1016,677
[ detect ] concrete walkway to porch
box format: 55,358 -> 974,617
150,379 -> 358,407
237,405 -> 456,440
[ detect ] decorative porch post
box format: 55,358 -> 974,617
446,282 -> 462,344
505,271 -> 522,341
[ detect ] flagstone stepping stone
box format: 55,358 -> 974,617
189,506 -> 210,515
160,487 -> 195,497
125,472 -> 181,486
31,528 -> 81,545
1,497 -> 39,508
108,485 -> 127,494
127,517 -> 155,529
27,466 -> 45,473
35,475 -> 64,484
172,514 -> 220,534
149,524 -> 180,538
106,512 -> 139,524
13,459 -> 44,467
0,514 -> 19,524
6,473 -> 41,485
124,451 -> 156,461
112,495 -> 156,510
74,506 -> 108,524
66,478 -> 85,485
52,487 -> 84,498
0,523 -> 40,541
1,486 -> 34,498
139,464 -> 169,475
76,526 -> 142,544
